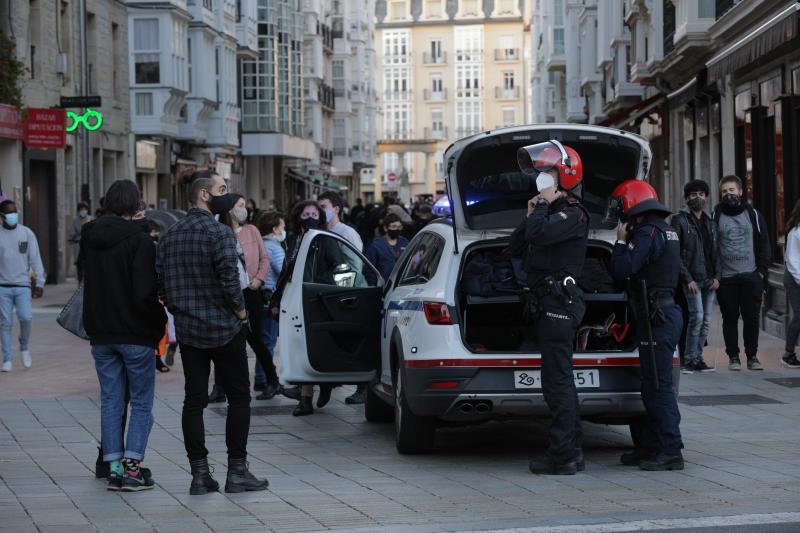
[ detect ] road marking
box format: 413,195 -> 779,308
457,512 -> 800,533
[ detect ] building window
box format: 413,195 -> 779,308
333,60 -> 345,97
425,0 -> 443,18
553,28 -> 565,55
430,39 -> 443,62
431,108 -> 443,134
503,71 -> 515,90
133,19 -> 160,84
390,1 -> 406,20
135,93 -> 153,115
502,107 -> 515,127
431,73 -> 443,93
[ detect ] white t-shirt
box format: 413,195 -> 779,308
329,221 -> 363,252
787,226 -> 800,285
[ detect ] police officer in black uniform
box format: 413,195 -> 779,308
513,140 -> 589,475
609,180 -> 685,471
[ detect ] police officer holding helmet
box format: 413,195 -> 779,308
512,140 -> 589,475
609,180 -> 684,471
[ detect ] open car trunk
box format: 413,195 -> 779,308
457,240 -> 638,354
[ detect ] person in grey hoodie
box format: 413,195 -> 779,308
670,180 -> 718,373
713,175 -> 771,371
0,200 -> 45,372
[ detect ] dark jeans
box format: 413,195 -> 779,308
181,328 -> 250,461
215,289 -> 279,387
535,293 -> 585,463
786,271 -> 800,354
637,304 -> 684,456
717,272 -> 763,359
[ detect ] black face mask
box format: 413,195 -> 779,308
300,217 -> 321,230
208,193 -> 235,216
722,193 -> 741,207
687,197 -> 706,212
386,228 -> 402,239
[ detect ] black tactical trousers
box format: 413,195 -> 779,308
535,292 -> 586,463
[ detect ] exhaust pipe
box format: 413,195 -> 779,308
459,402 -> 474,414
475,402 -> 491,414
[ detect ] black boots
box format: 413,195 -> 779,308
316,384 -> 333,408
293,395 -> 314,416
225,457 -> 269,493
189,458 -> 220,495
638,453 -> 684,471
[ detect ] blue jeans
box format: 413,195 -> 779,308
0,286 -> 32,363
92,344 -> 156,462
254,309 -> 279,385
682,284 -> 716,363
786,271 -> 800,354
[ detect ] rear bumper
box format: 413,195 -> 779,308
402,364 -> 675,422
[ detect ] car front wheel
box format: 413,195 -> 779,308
394,364 -> 436,454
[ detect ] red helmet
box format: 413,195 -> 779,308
517,140 -> 583,191
609,180 -> 671,219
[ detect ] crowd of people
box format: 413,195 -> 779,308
2,164 -> 800,488
69,170 -> 436,493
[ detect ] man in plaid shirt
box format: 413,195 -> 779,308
157,170 -> 268,495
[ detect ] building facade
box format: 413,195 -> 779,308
1,0 -> 130,283
530,0 -> 800,341
240,0 -> 376,210
129,0 -> 257,210
372,0 -> 530,203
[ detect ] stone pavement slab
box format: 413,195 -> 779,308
0,283 -> 799,532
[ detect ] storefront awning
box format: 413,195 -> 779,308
707,3 -> 800,82
598,94 -> 666,128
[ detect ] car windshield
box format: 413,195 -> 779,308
456,131 -> 644,230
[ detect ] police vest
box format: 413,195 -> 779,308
633,217 -> 681,293
524,196 -> 589,285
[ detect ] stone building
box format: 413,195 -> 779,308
530,0 -> 800,341
372,0 -> 530,203
0,0 -> 130,282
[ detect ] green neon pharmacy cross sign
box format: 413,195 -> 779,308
66,109 -> 103,132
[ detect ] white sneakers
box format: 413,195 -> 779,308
0,351 -> 32,372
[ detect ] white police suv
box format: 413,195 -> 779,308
278,124 -> 678,454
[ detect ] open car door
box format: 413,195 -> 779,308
278,230 -> 382,385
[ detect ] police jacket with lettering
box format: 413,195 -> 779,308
611,214 -> 681,295
510,194 -> 589,287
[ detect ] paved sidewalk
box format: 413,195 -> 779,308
0,283 -> 798,532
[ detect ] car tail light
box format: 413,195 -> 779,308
423,302 -> 452,325
428,380 -> 460,390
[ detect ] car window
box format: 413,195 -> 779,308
303,233 -> 379,288
397,233 -> 445,286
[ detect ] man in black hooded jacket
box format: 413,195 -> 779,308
80,179 -> 166,491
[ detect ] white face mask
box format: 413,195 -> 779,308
275,229 -> 287,242
232,206 -> 248,223
79,210 -> 89,218
536,172 -> 556,192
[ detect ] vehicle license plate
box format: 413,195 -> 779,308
513,369 -> 600,389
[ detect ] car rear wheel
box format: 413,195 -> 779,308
394,365 -> 435,454
365,383 -> 394,422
